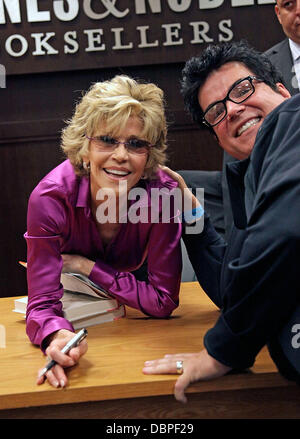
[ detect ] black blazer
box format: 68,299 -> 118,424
264,38 -> 299,96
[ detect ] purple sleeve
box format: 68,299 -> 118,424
25,185 -> 74,350
89,220 -> 182,318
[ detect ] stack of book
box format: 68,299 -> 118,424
13,271 -> 125,330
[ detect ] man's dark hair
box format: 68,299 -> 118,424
181,40 -> 284,126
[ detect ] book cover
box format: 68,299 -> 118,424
71,305 -> 125,330
13,296 -> 27,314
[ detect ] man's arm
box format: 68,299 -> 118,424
183,213 -> 227,309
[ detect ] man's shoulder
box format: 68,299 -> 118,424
264,38 -> 289,58
277,93 -> 300,114
252,95 -> 300,164
261,94 -> 300,133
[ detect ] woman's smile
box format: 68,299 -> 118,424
103,167 -> 132,180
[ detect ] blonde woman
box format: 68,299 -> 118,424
25,76 -> 182,388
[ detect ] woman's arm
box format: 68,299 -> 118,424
25,183 -> 89,387
67,219 -> 183,318
25,183 -> 75,348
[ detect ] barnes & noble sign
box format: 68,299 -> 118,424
0,0 -> 277,75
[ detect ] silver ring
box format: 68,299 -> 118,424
176,360 -> 184,375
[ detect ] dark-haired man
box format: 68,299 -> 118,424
143,41 -> 300,403
181,1 -> 300,248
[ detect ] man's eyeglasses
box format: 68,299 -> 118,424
202,76 -> 262,128
85,134 -> 151,155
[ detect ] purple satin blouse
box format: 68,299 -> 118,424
25,160 -> 182,349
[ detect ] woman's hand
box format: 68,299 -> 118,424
61,254 -> 95,277
36,329 -> 88,388
143,349 -> 231,403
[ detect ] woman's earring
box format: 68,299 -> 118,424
83,161 -> 90,172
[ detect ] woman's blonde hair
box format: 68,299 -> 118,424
61,75 -> 168,179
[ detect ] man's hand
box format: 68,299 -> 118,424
143,349 -> 231,403
37,329 -> 88,388
160,166 -> 201,211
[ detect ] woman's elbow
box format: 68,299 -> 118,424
146,299 -> 179,319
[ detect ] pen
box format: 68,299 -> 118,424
38,328 -> 88,378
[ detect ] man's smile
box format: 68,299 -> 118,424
236,117 -> 261,137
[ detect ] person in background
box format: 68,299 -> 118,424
25,75 -> 182,388
143,41 -> 300,402
265,0 -> 300,96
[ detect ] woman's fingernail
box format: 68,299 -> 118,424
60,380 -> 65,388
